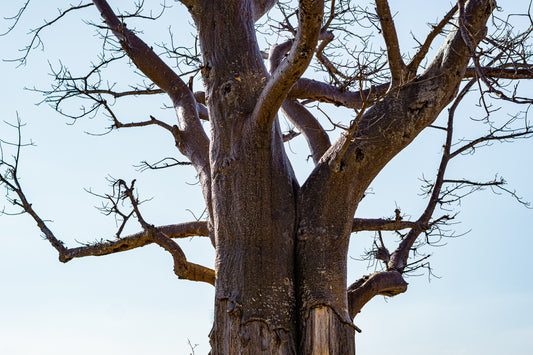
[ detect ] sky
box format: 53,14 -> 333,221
1,1 -> 532,354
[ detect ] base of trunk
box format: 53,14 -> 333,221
301,305 -> 356,355
209,299 -> 297,355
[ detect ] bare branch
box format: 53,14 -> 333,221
464,65 -> 533,80
288,78 -> 389,109
450,122 -> 533,158
1,127 -> 213,284
4,2 -> 94,65
253,0 -> 324,129
375,0 -> 406,86
72,88 -> 165,98
119,179 -> 214,284
288,62 -> 533,110
439,177 -> 531,208
91,0 -> 210,173
135,157 -> 192,172
347,271 -> 408,320
91,0 -> 212,233
457,0 -> 533,104
0,0 -> 31,36
5,176 -> 214,284
281,99 -> 331,164
407,5 -> 458,74
388,78 -> 478,271
63,221 -> 208,260
352,217 -> 424,233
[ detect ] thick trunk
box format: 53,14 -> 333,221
302,306 -> 356,354
190,0 -> 495,353
195,1 -> 356,353
194,1 -> 301,353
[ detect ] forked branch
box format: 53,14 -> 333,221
4,2 -> 94,65
91,0 -> 210,174
0,129 -> 214,285
119,179 -> 214,284
388,78 -> 476,271
62,221 -> 209,261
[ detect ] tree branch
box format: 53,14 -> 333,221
91,0 -> 209,174
289,78 -> 389,109
464,65 -> 533,80
253,0 -> 324,129
289,61 -> 533,109
91,0 -> 212,236
351,218 -> 423,233
252,0 -> 277,21
5,175 -> 214,284
120,179 -> 214,284
375,0 -> 406,86
347,271 -> 408,319
1,132 -> 214,285
406,4 -> 458,75
450,126 -> 533,158
388,78 -> 477,271
62,221 -> 209,261
5,2 -> 94,65
281,99 -> 331,164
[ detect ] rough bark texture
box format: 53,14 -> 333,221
193,1 -> 300,352
4,0 -> 503,354
195,0 -> 495,353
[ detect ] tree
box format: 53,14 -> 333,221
1,0 -> 532,353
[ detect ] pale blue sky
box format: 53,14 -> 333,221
1,1 -> 532,354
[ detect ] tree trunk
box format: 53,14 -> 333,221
2,0 -> 503,354
190,0 -> 496,353
194,1 -> 300,353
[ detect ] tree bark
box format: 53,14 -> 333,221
192,0 -> 495,354
2,0 -> 516,353
193,1 -> 300,353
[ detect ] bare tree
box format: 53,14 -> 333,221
1,0 -> 533,353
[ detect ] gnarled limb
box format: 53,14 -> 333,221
1,136 -> 214,285
6,181 -> 214,284
347,271 -> 408,319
